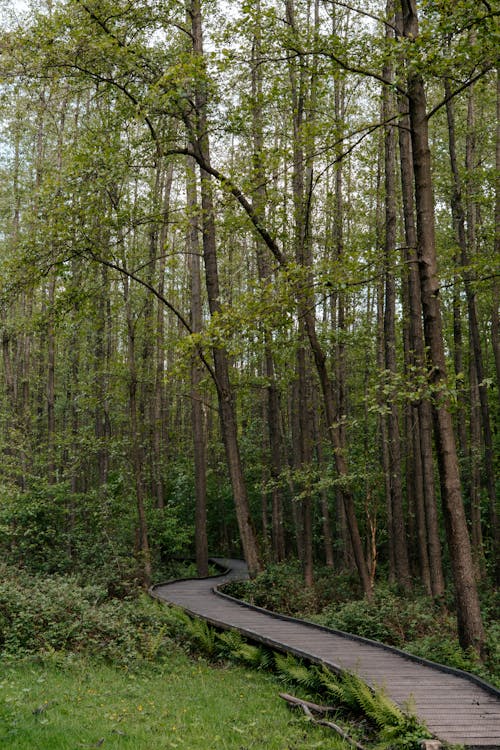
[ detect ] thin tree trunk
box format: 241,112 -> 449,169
382,6 -> 411,588
492,70 -> 500,392
400,0 -> 484,653
464,83 -> 498,551
469,347 -> 486,579
396,58 -> 444,599
186,159 -> 209,577
47,274 -> 56,484
190,0 -> 262,577
152,165 -> 173,509
286,0 -> 315,588
251,1 -> 285,561
312,394 -> 334,568
123,272 -> 152,587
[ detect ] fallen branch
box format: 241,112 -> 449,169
279,692 -> 366,750
279,692 -> 336,715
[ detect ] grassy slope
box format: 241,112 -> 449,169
0,654 -> 337,750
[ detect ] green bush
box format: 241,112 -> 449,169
0,564 -> 176,668
313,585 -> 441,648
225,562 -> 363,617
224,561 -> 319,615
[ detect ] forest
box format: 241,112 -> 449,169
0,0 -> 498,720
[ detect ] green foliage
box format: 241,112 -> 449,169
0,480 -> 139,587
0,564 -> 176,668
274,653 -> 322,691
225,563 -> 363,617
183,614 -> 218,657
218,630 -> 272,669
224,561 -> 319,615
314,584 -> 439,648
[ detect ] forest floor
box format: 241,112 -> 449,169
0,653 -> 336,750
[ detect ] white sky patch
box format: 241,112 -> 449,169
0,0 -> 29,27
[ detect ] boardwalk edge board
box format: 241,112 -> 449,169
149,557 -> 500,749
151,557 -> 500,700
214,584 -> 500,700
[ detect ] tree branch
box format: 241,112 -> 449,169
321,0 -> 399,34
427,67 -> 495,120
82,248 -> 218,385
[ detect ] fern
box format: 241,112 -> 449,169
143,624 -> 168,661
274,653 -> 321,690
163,605 -> 193,632
186,617 -> 217,656
316,666 -> 349,704
218,629 -> 245,655
163,607 -> 218,656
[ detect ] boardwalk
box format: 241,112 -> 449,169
151,558 -> 500,749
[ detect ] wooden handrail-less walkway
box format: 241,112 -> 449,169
151,558 -> 500,749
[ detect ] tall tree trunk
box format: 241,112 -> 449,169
400,0 -> 484,653
464,83 -> 498,553
469,341 -> 486,579
382,4 -> 411,589
186,159 -> 209,577
123,273 -> 152,587
286,0 -> 315,587
396,80 -> 444,598
190,0 -> 262,577
95,264 -> 111,486
153,165 -> 173,509
332,71 -> 354,573
445,78 -> 497,559
492,70 -> 500,392
46,274 -> 56,484
251,0 -> 285,561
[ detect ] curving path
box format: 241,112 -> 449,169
151,558 -> 500,749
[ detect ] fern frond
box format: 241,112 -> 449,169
183,617 -> 217,655
274,653 -> 320,689
218,629 -> 245,655
317,666 -> 347,704
370,687 -> 406,728
164,605 -> 193,629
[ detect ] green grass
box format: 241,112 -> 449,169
0,653 -> 343,750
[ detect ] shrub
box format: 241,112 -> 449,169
0,564 -> 176,668
223,561 -> 319,615
313,585 -> 441,648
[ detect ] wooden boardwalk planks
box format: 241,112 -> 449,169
151,558 -> 500,749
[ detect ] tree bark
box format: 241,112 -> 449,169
190,0 -> 262,577
396,80 -> 444,598
251,1 -> 285,561
186,159 -> 209,577
382,4 -> 411,589
445,79 -> 497,556
400,0 -> 484,653
122,272 -> 152,587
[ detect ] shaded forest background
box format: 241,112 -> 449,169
0,0 -> 498,657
